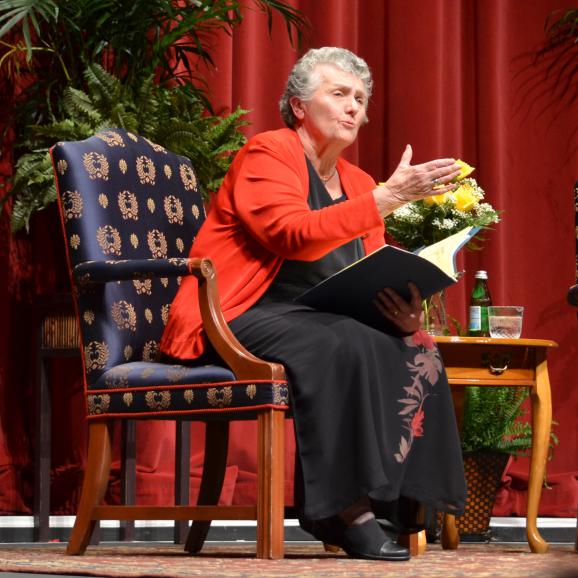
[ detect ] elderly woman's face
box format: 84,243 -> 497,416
292,64 -> 367,149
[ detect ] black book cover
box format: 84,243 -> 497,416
295,226 -> 478,331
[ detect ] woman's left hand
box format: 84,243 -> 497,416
373,282 -> 423,333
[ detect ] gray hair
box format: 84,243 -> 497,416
279,47 -> 373,128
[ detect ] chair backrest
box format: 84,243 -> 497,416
51,129 -> 205,388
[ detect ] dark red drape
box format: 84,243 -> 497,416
1,0 -> 576,518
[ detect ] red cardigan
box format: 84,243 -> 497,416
160,128 -> 385,360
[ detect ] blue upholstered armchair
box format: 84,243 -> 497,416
50,129 -> 288,558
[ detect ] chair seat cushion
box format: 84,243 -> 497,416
87,362 -> 289,418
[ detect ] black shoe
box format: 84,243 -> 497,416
299,516 -> 410,561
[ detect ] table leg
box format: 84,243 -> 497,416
34,353 -> 51,542
441,513 -> 460,549
526,352 -> 552,554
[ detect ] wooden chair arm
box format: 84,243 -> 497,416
191,258 -> 285,382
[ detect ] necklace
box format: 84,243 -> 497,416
319,168 -> 337,183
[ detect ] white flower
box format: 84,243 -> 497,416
432,217 -> 458,230
474,203 -> 500,222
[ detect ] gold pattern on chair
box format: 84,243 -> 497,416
144,308 -> 153,324
142,341 -> 159,362
70,234 -> 80,250
127,132 -> 138,142
83,310 -> 95,325
161,304 -> 170,325
88,394 -> 111,415
179,164 -> 197,191
105,368 -> 129,388
133,279 -> 152,295
83,152 -> 110,180
141,367 -> 155,379
176,238 -> 184,253
57,159 -> 68,175
144,137 -> 167,153
147,230 -> 168,258
164,195 -> 184,225
147,198 -> 156,213
98,194 -> 108,208
273,383 -> 289,405
118,190 -> 139,220
164,164 -> 172,179
136,155 -> 156,185
192,204 -> 201,219
160,277 -> 169,288
167,366 -> 187,382
184,389 -> 194,404
168,257 -> 188,267
145,390 -> 171,410
62,190 -> 83,221
119,159 -> 128,174
85,341 -> 110,371
123,392 -> 133,407
96,225 -> 122,256
95,130 -> 125,147
207,386 -> 233,408
246,384 -> 257,399
130,233 -> 139,249
111,300 -> 137,331
76,273 -> 92,291
123,345 -> 133,361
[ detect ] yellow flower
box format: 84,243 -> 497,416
453,159 -> 475,182
453,183 -> 478,212
424,193 -> 448,206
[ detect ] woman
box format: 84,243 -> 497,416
161,47 -> 466,561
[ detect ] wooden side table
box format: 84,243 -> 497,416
34,296 -> 81,541
434,336 -> 557,554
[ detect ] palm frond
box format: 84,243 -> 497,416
0,0 -> 59,60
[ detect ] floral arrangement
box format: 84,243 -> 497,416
384,170 -> 500,252
383,162 -> 500,335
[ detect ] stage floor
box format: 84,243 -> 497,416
0,541 -> 576,578
0,516 -> 575,544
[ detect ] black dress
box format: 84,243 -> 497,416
228,159 -> 466,521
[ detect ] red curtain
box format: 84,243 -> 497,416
1,0 -> 576,517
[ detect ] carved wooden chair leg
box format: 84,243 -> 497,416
67,420 -> 113,555
174,420 -> 191,545
256,409 -> 285,559
184,421 -> 229,554
119,420 -> 136,542
397,529 -> 427,556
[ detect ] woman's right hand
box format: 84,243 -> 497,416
373,144 -> 461,218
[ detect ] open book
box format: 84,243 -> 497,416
295,226 -> 479,330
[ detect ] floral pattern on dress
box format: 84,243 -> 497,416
394,331 -> 443,463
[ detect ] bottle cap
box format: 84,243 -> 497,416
474,270 -> 488,279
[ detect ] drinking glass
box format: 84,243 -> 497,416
488,306 -> 524,339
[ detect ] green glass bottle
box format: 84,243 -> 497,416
468,270 -> 492,337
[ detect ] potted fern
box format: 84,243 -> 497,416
456,386 -> 557,538
5,63 -> 249,231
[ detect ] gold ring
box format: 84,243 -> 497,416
432,178 -> 440,188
